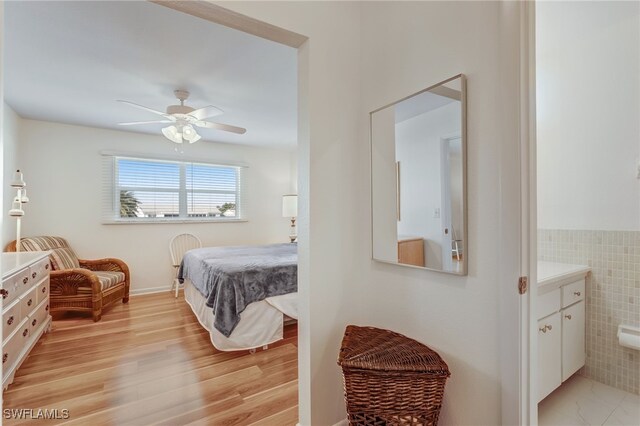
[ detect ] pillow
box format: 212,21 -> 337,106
49,247 -> 80,270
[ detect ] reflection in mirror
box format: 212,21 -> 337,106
371,74 -> 466,275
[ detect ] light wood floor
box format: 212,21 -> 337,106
3,291 -> 299,425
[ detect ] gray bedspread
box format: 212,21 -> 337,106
178,243 -> 297,337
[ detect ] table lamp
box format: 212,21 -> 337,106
282,194 -> 298,243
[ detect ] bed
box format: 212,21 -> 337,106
178,243 -> 297,351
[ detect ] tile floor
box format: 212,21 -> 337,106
539,374 -> 640,425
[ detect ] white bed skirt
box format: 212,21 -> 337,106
183,279 -> 297,351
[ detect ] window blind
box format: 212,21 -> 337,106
101,155 -> 245,223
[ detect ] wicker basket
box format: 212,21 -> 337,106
337,325 -> 450,426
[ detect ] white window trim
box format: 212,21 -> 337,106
102,153 -> 247,225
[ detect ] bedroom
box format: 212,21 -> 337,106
1,1 -> 301,424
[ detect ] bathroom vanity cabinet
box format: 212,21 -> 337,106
537,262 -> 589,402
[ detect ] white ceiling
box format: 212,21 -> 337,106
4,1 -> 297,150
394,91 -> 455,124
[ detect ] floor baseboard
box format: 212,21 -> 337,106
129,286 -> 173,296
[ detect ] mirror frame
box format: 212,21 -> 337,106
369,73 -> 467,275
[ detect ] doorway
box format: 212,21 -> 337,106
531,2 -> 640,425
440,135 -> 462,273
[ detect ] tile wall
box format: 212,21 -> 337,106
538,229 -> 640,395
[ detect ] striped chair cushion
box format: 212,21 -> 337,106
20,236 -> 70,251
49,248 -> 80,270
93,271 -> 125,291
19,236 -> 80,270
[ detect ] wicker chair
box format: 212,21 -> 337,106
5,237 -> 129,322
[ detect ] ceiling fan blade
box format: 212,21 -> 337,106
118,120 -> 174,126
188,105 -> 224,120
195,120 -> 246,134
117,100 -> 171,118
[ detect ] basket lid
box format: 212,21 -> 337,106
337,325 -> 450,375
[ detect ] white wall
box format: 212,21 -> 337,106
396,102 -> 461,269
16,118 -> 295,293
537,1 -> 640,231
222,2 -> 526,425
2,102 -> 19,247
357,2 -> 521,424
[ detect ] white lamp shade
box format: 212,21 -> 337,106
282,194 -> 298,217
8,200 -> 24,217
183,125 -> 201,143
162,125 -> 183,144
11,170 -> 26,188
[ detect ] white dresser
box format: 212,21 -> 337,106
2,251 -> 52,389
537,261 -> 590,402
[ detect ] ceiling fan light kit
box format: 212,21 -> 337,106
161,124 -> 201,144
118,89 -> 246,144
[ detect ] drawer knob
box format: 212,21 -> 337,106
539,326 -> 547,333
2,353 -> 7,364
547,324 -> 553,331
7,316 -> 14,326
23,277 -> 28,285
27,299 -> 33,307
45,264 -> 49,270
1,289 -> 8,299
574,291 -> 581,296
22,329 -> 28,337
565,314 -> 572,320
42,287 -> 46,294
32,319 -> 37,327
45,304 -> 49,312
32,272 -> 37,279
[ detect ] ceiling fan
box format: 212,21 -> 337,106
117,90 -> 246,144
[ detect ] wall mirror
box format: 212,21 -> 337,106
371,74 -> 467,275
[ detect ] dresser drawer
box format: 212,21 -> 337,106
36,278 -> 49,305
1,277 -> 19,307
2,320 -> 30,375
2,301 -> 22,342
29,300 -> 49,334
29,258 -> 51,285
16,267 -> 33,292
2,268 -> 31,306
538,288 -> 561,320
562,279 -> 585,308
20,287 -> 38,318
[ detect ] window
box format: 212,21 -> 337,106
103,155 -> 244,223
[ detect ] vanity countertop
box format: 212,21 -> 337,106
538,261 -> 590,294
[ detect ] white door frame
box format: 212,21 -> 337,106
439,134 -> 461,272
520,1 -> 538,424
524,1 -> 539,424
498,1 -> 537,425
